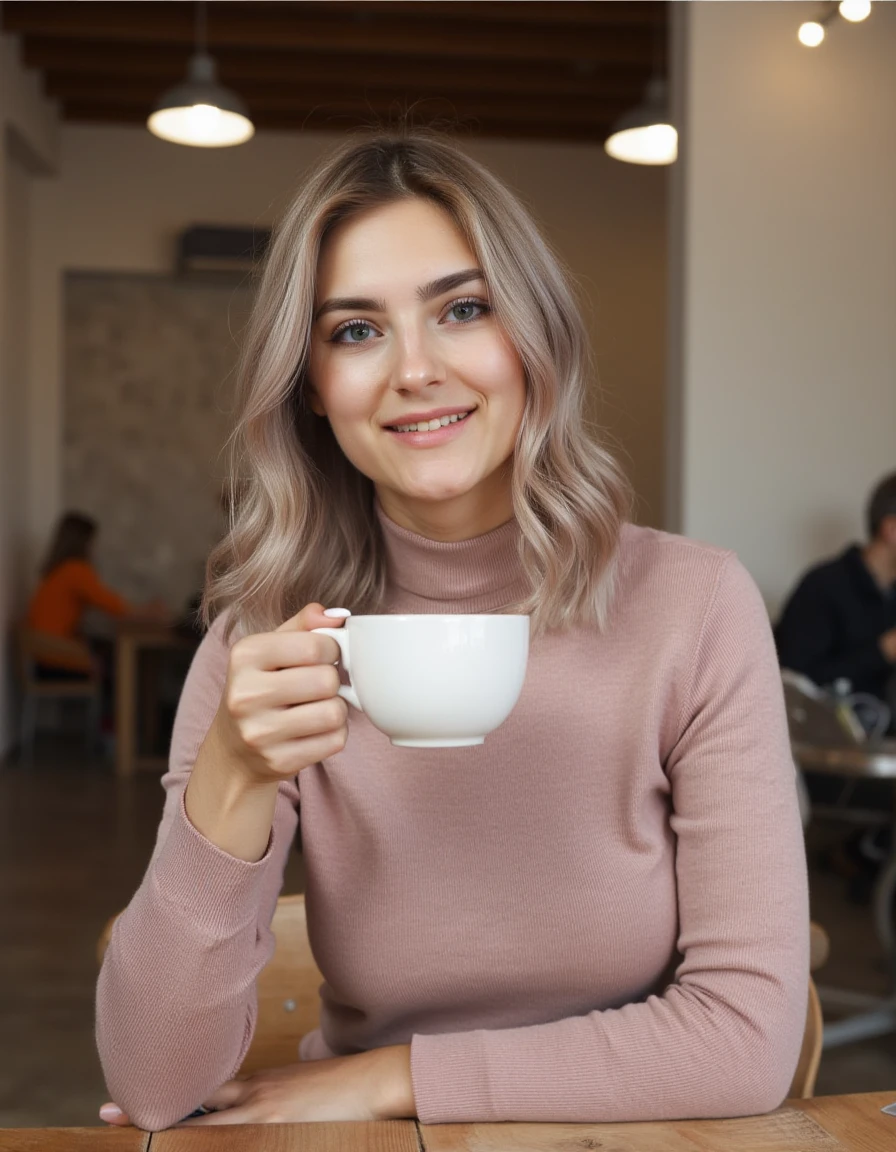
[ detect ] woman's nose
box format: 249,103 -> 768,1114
391,328 -> 445,394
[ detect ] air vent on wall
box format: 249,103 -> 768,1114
176,225 -> 272,278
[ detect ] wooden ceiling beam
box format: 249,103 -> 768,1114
270,2 -> 666,29
23,39 -> 648,100
2,3 -> 655,65
61,102 -> 613,143
46,80 -> 628,127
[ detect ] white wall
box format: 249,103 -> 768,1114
670,1 -> 896,616
0,33 -> 59,755
28,124 -> 666,554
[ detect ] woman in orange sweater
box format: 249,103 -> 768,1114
27,511 -> 167,679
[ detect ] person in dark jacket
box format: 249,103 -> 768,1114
775,471 -> 896,727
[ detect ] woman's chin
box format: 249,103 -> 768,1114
395,482 -> 477,506
386,470 -> 480,505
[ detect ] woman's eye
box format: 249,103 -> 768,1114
447,300 -> 486,323
333,322 -> 374,344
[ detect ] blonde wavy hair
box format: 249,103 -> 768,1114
206,130 -> 632,639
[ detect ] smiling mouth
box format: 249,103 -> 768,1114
386,410 -> 474,434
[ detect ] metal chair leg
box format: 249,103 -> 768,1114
874,846 -> 896,982
20,693 -> 38,768
85,691 -> 102,761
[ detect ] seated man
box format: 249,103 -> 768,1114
775,471 -> 896,727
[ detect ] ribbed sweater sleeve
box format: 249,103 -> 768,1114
410,554 -> 809,1123
95,614 -> 300,1131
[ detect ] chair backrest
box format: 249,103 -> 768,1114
789,977 -> 823,1099
787,922 -> 829,1099
98,900 -> 827,1096
16,623 -> 98,692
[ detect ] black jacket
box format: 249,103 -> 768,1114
774,545 -> 896,697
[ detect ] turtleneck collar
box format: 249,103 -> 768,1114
376,503 -> 529,613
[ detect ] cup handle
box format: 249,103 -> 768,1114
311,627 -> 362,712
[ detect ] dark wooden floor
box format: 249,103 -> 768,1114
1,734 -> 894,1127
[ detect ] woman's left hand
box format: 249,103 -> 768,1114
99,1044 -> 415,1127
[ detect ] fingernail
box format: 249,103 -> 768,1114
324,608 -> 351,618
100,1104 -> 123,1121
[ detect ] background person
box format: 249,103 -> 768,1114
27,511 -> 170,722
775,471 -> 896,730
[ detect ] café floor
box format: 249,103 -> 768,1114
2,734 -> 895,1128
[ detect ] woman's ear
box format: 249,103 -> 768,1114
306,388 -> 327,417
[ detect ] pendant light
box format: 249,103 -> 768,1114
604,77 -> 677,166
839,0 -> 871,21
147,1 -> 254,148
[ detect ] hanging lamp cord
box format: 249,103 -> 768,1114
196,0 -> 208,55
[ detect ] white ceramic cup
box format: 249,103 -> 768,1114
312,614 -> 529,747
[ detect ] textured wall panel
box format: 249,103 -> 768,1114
64,273 -> 253,616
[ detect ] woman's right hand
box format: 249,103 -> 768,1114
213,603 -> 349,786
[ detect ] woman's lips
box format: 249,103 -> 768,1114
383,409 -> 474,447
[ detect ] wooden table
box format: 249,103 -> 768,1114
793,739 -> 896,1049
3,1093 -> 895,1151
115,621 -> 195,777
0,1128 -> 150,1150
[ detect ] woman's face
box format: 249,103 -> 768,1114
308,197 -> 527,539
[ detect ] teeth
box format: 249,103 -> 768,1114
391,411 -> 471,433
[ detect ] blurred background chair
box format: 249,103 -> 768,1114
790,922 -> 830,1099
784,669 -> 891,896
15,625 -> 102,768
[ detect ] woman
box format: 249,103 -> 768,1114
27,512 -> 166,678
96,133 -> 808,1132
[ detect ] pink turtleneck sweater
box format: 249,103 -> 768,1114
96,514 -> 808,1131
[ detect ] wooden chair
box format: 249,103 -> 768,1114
98,899 -> 827,1095
789,923 -> 830,1099
15,624 -> 102,767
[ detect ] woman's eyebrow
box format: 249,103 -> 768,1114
314,294 -> 386,321
314,268 -> 485,321
417,268 -> 485,301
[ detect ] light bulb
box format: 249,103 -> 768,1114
798,21 -> 825,46
839,0 -> 871,21
604,124 -> 678,166
147,103 -> 254,147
